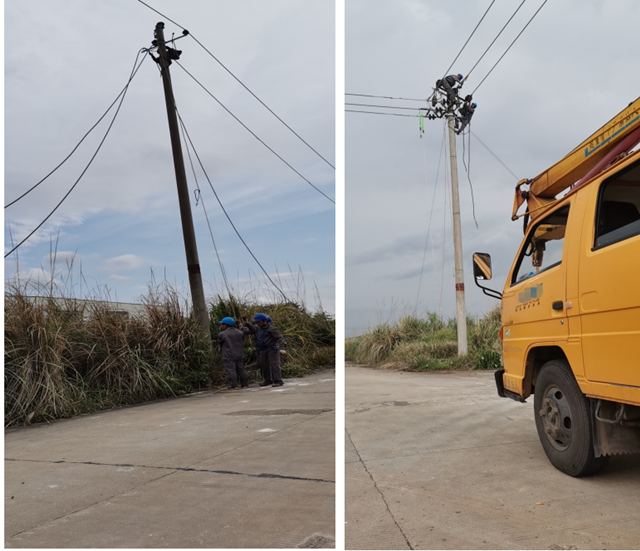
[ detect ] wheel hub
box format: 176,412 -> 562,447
539,385 -> 573,451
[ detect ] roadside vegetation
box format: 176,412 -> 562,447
345,308 -> 501,371
4,279 -> 334,428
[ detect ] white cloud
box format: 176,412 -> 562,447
101,254 -> 146,273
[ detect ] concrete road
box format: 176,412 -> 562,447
345,364 -> 640,550
5,369 -> 335,549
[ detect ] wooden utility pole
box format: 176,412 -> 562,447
153,22 -> 211,343
445,113 -> 468,356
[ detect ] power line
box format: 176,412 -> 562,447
174,109 -> 290,303
175,61 -> 335,204
4,51 -> 147,259
136,0 -> 334,170
177,110 -> 231,296
471,0 -> 549,94
345,93 -> 426,102
5,49 -> 148,209
443,0 -> 497,78
345,102 -> 423,111
416,121 -> 446,310
465,0 -> 527,79
346,109 -> 419,118
470,130 -> 520,180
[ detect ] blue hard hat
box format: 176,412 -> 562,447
472,102 -> 477,108
220,317 -> 235,326
458,73 -> 464,79
253,313 -> 269,322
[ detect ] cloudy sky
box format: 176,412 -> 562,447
4,0 -> 335,313
345,0 -> 640,336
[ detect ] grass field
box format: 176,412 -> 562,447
4,280 -> 334,427
345,308 -> 501,371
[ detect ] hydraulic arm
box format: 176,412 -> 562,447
512,97 -> 640,223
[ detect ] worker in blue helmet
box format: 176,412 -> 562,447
218,316 -> 251,390
436,73 -> 465,107
242,313 -> 287,387
456,99 -> 476,134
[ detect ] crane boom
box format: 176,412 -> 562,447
512,97 -> 640,222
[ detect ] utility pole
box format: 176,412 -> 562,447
445,113 -> 468,356
153,22 -> 211,343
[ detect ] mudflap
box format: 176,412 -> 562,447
591,399 -> 640,457
495,369 -> 506,397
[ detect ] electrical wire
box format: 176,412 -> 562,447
470,130 -> 520,180
416,121 -> 446,311
4,50 -> 147,259
345,102 -> 424,111
471,0 -> 549,94
465,0 -> 527,79
174,109 -> 290,303
346,109 -> 419,118
176,110 -> 231,296
136,0 -> 335,170
5,49 -> 149,209
442,0 -> 497,78
345,93 -> 426,102
175,61 -> 335,204
461,125 -> 479,228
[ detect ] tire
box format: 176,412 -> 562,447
533,359 -> 609,477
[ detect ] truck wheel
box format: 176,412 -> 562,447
533,359 -> 608,477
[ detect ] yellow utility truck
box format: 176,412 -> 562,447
473,97 -> 640,476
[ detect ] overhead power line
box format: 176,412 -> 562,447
471,0 -> 549,94
345,93 -> 426,102
443,0 -> 497,78
176,111 -> 231,296
5,50 -> 147,258
346,109 -> 419,118
175,61 -> 334,204
465,0 -> 527,79
136,0 -> 334,170
5,50 -> 148,209
470,130 -> 519,180
175,109 -> 290,302
345,102 -> 422,111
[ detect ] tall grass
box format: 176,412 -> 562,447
4,278 -> 334,427
345,307 -> 501,371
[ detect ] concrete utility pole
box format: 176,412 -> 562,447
446,113 -> 468,356
153,22 -> 211,343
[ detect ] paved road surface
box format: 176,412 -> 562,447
5,370 -> 335,549
346,364 -> 640,550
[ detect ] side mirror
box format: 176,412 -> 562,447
472,252 -> 501,300
473,252 -> 492,280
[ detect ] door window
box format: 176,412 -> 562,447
594,160 -> 640,249
512,205 -> 570,285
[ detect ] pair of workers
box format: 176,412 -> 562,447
217,313 -> 287,390
436,74 -> 477,133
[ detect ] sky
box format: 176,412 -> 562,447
4,0 -> 335,314
345,0 -> 640,336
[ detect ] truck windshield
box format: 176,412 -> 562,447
512,205 -> 570,285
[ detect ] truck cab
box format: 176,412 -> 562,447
474,99 -> 640,476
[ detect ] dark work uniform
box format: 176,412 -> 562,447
245,322 -> 287,384
439,74 -> 463,105
218,327 -> 251,388
456,102 -> 475,133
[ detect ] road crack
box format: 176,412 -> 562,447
5,457 -> 334,484
346,429 -> 413,550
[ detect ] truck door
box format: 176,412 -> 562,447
503,204 -> 571,371
580,160 -> 640,388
